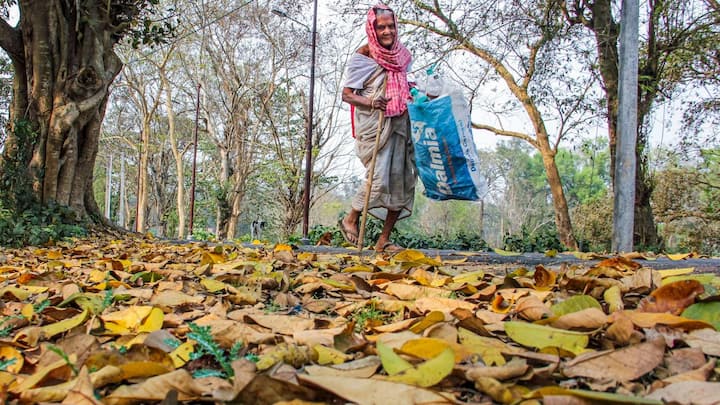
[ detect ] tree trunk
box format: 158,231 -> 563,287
588,0 -> 620,184
568,0 -> 661,249
0,2 -> 126,220
136,121 -> 150,232
161,71 -> 186,239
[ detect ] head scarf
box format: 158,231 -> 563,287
365,4 -> 412,117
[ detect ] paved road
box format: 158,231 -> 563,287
297,245 -> 720,273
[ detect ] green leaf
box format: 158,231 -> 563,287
387,348 -> 455,387
682,302 -> 720,330
551,295 -> 602,316
504,321 -> 589,355
376,341 -> 413,376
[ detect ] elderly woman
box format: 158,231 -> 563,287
338,4 -> 416,253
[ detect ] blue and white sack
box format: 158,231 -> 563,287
408,81 -> 486,201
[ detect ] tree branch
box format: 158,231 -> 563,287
0,18 -> 23,63
471,122 -> 538,147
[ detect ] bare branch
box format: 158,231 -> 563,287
471,122 -> 538,148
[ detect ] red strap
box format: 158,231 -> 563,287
350,104 -> 356,138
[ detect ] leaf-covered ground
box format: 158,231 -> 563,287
1,236 -> 719,404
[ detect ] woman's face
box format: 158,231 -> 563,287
374,12 -> 396,49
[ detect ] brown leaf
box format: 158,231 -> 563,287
550,308 -> 608,330
297,375 -> 453,405
646,381 -> 720,405
665,348 -> 708,375
465,357 -> 528,381
104,370 -> 205,404
515,295 -> 551,321
684,328 -> 720,356
562,338 -> 665,381
637,280 -> 704,314
62,367 -> 103,405
534,265 -> 557,290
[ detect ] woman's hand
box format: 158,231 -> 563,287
369,95 -> 391,111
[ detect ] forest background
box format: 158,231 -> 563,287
0,0 -> 718,255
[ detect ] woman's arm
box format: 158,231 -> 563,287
342,87 -> 390,111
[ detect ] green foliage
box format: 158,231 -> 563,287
191,229 -> 217,242
351,301 -> 389,333
306,215 -> 489,251
0,121 -> 87,247
0,358 -> 16,372
503,224 -> 563,253
0,202 -> 87,247
187,322 -> 238,378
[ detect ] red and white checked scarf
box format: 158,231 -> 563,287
365,4 -> 412,117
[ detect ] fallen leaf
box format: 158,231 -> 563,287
684,328 -> 720,356
466,357 -> 528,381
562,338 -> 665,381
297,374 -> 453,404
551,295 -> 602,316
645,381 -> 720,404
504,321 -> 589,355
387,347 -> 455,387
637,279 -> 704,314
681,301 -> 720,330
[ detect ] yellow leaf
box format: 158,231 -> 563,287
400,338 -> 450,359
377,341 -> 413,376
387,347 -> 454,387
493,248 -> 521,256
21,303 -> 34,319
101,306 -> 154,335
41,309 -> 89,339
604,285 -> 624,313
11,357 -> 73,393
452,270 -> 485,285
297,252 -> 316,262
46,250 -> 64,260
0,346 -> 24,373
88,269 -> 108,283
658,268 -> 695,278
458,328 -> 511,366
409,311 -> 445,334
667,253 -> 693,261
274,243 -> 293,252
342,264 -> 374,273
170,341 -> 195,368
313,345 -> 352,365
544,249 -> 558,257
201,251 -> 225,265
504,321 -> 589,355
200,277 -> 227,293
120,361 -> 174,379
137,307 -> 164,333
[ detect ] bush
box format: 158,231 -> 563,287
0,120 -> 87,247
503,223 -> 563,253
307,215 -> 489,252
0,202 -> 87,247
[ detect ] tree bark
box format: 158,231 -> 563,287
0,1 -> 133,220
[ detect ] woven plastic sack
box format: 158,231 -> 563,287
408,88 -> 486,201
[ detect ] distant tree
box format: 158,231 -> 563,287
562,0 -> 719,248
394,0 -> 601,250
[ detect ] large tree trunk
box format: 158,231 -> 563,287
0,1 -> 127,220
